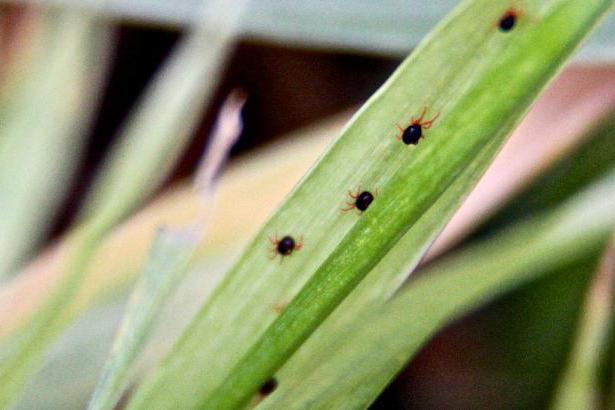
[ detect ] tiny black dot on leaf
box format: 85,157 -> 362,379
259,378 -> 278,396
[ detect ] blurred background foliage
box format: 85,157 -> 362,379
0,0 -> 614,408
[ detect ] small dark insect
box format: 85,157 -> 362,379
341,188 -> 375,213
259,378 -> 278,396
268,234 -> 303,259
498,7 -> 522,32
396,108 -> 440,145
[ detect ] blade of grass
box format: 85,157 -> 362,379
0,1 -> 244,405
79,0 -> 245,227
263,172 -> 615,408
604,284 -> 615,409
550,241 -> 615,410
86,92 -> 244,410
243,126 -> 507,390
0,9 -> 110,280
249,132 -> 507,405
206,2 -> 614,405
87,230 -> 197,410
130,0 -> 615,408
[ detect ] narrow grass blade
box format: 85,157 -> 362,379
0,2 -> 244,405
0,10 -> 110,279
87,92 -> 244,410
80,0 -> 244,227
130,1 -> 615,408
205,2 -> 614,405
87,230 -> 197,410
604,300 -> 615,409
550,242 -> 615,410
263,173 -> 615,409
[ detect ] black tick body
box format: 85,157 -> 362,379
277,236 -> 296,256
396,107 -> 439,145
259,378 -> 278,396
499,12 -> 517,31
342,189 -> 375,213
498,7 -> 523,32
402,124 -> 422,145
268,234 -> 303,259
355,191 -> 375,212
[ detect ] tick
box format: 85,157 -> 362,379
498,7 -> 523,32
396,108 -> 440,145
259,378 -> 278,396
341,188 -> 375,213
268,234 -> 303,259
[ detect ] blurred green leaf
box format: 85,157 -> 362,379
13,301 -> 127,410
0,10 -> 110,279
87,230 -> 196,410
550,243 -> 615,410
129,0 -> 614,408
87,87 -> 245,410
434,114 -> 615,410
0,1 -> 243,405
80,0 -> 243,226
602,284 -> 615,408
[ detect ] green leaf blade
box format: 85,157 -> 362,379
265,172 -> 615,408
0,11 -> 110,280
129,1 -> 614,408
87,230 -> 196,410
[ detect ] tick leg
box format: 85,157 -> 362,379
422,112 -> 440,129
341,202 -> 356,212
395,124 -> 404,140
413,107 -> 427,124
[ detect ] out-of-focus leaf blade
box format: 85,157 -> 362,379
0,10 -> 110,279
550,242 -> 615,410
87,89 -> 244,410
0,1 -> 243,405
80,0 -> 244,226
87,230 -> 196,410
